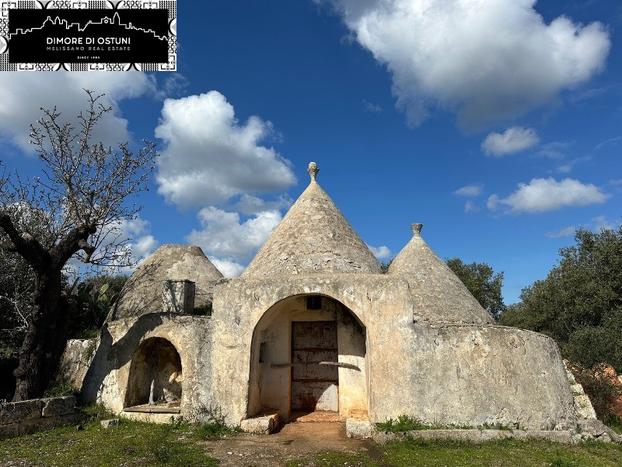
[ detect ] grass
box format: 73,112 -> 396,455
289,439 -> 622,467
1,408 -> 622,466
43,381 -> 78,398
376,415 -> 436,432
195,419 -> 240,439
0,409 -> 217,466
376,415 -> 520,433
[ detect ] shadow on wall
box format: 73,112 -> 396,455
81,313 -> 166,404
125,337 -> 182,407
107,261 -> 164,320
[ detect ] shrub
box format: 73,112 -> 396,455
189,403 -> 239,439
376,415 -> 432,432
43,381 -> 77,397
571,363 -> 622,428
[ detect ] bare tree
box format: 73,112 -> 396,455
0,91 -> 156,400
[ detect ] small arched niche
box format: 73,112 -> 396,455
125,337 -> 183,411
248,294 -> 368,421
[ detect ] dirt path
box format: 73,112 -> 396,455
201,421 -> 379,466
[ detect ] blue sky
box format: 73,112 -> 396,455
2,0 -> 621,303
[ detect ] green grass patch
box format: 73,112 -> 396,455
43,381 -> 78,398
376,415 -> 437,432
382,438 -> 622,467
0,416 -> 217,466
194,420 -> 240,440
289,439 -> 622,467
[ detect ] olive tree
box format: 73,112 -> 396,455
0,91 -> 156,400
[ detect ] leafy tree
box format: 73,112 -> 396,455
70,274 -> 128,339
500,227 -> 622,371
0,92 -> 156,400
446,258 -> 506,319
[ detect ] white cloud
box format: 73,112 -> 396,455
209,258 -> 246,278
592,215 -> 619,232
546,216 -> 620,238
482,127 -> 540,157
546,225 -> 577,238
324,0 -> 610,127
363,100 -> 382,113
454,184 -> 483,197
488,177 -> 608,213
234,194 -> 292,216
538,141 -> 569,160
105,217 -> 159,270
464,200 -> 480,213
63,216 -> 158,278
187,206 -> 282,277
367,244 -> 391,259
556,164 -> 573,174
119,218 -> 159,264
155,91 -> 296,209
0,72 -> 156,152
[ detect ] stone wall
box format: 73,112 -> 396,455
58,338 -> 99,391
76,272 -> 582,432
0,396 -> 76,437
81,313 -> 215,420
384,324 -> 577,430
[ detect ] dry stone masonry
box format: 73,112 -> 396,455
0,396 -> 77,436
59,162 -> 608,442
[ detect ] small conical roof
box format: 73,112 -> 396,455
389,224 -> 493,324
111,244 -> 223,320
242,162 -> 381,278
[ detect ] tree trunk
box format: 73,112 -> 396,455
12,268 -> 67,401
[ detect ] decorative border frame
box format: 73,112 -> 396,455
0,0 -> 176,71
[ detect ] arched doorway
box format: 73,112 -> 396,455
125,337 -> 183,411
248,294 -> 368,421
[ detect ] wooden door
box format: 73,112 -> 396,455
291,321 -> 339,412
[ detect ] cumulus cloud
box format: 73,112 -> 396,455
117,218 -> 159,264
487,177 -> 608,213
454,184 -> 483,197
209,258 -> 246,278
187,206 -> 283,277
482,127 -> 540,157
0,72 -> 156,152
367,244 -> 391,260
155,91 -> 296,209
64,216 -> 158,277
324,0 -> 610,127
234,194 -> 292,216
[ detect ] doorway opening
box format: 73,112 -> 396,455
124,337 -> 183,413
248,294 -> 368,423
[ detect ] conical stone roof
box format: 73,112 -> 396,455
242,162 -> 381,278
388,224 -> 494,324
111,244 -> 223,320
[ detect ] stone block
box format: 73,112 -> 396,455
346,418 -> 373,439
42,396 -> 75,417
570,384 -> 585,395
240,413 -> 279,434
162,280 -> 196,314
0,400 -> 43,425
101,418 -> 120,428
574,394 -> 597,420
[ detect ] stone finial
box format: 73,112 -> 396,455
412,223 -> 423,236
308,161 -> 319,181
